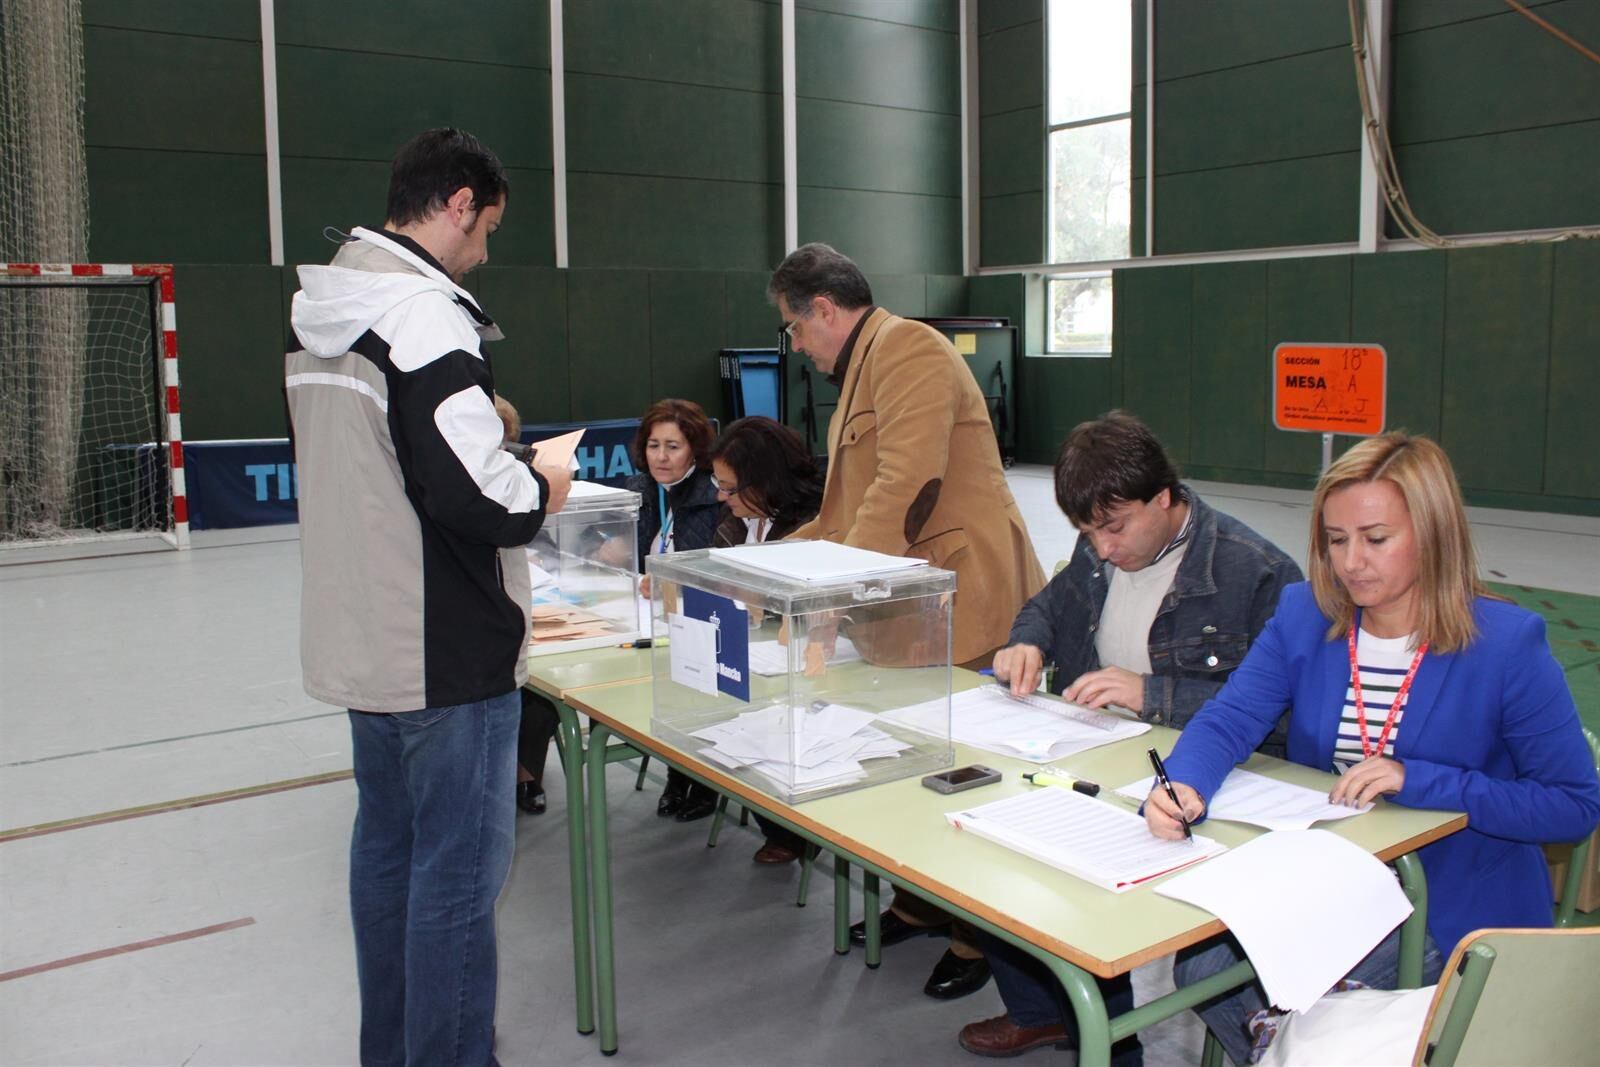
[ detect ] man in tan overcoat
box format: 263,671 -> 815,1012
769,243 -> 1045,1000
771,243 -> 1045,668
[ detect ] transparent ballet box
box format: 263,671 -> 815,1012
526,481 -> 643,657
647,541 -> 955,804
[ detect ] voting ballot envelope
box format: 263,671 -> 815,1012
526,481 -> 644,657
647,542 -> 956,804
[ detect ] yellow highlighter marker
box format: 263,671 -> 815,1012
1021,770 -> 1101,797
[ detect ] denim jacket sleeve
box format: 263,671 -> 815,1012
1141,545 -> 1302,730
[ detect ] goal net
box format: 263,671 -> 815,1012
0,267 -> 188,550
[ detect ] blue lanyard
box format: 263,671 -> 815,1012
657,484 -> 674,553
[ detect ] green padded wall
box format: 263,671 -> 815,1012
977,0 -> 1043,267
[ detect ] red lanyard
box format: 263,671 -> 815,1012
1347,621 -> 1428,760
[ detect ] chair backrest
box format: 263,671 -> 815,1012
1412,926 -> 1600,1067
1554,726 -> 1600,927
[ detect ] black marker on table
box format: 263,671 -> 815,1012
1147,747 -> 1193,842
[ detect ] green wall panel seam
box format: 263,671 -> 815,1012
1154,44 -> 1350,87
1155,148 -> 1359,180
81,25 -> 260,44
797,92 -> 957,117
1391,115 -> 1600,149
571,169 -> 779,189
566,69 -> 778,99
1393,4 -> 1571,37
799,9 -> 957,37
797,183 -> 959,201
277,41 -> 549,73
87,144 -> 265,160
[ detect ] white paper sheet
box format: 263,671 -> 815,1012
712,540 -> 927,582
668,613 -> 719,695
1115,769 -> 1372,832
688,702 -> 912,791
747,636 -> 862,676
881,685 -> 1149,763
1154,829 -> 1413,1012
947,787 -> 1224,892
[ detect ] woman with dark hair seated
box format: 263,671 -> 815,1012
623,398 -> 724,822
709,416 -> 826,863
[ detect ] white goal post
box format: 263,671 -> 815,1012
1,263 -> 189,555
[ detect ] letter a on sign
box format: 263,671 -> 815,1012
1271,343 -> 1386,436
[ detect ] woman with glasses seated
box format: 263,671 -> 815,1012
708,416 -> 826,863
1144,432 -> 1600,1067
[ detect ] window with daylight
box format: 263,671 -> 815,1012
1043,2 -> 1131,355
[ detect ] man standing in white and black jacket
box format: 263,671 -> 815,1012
286,128 -> 571,1067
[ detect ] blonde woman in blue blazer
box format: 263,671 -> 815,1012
1145,432 -> 1600,1066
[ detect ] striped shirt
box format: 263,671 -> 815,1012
1333,629 -> 1420,771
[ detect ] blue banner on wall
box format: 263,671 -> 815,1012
180,418 -> 645,530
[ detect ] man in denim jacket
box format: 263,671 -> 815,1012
957,411 -> 1302,1064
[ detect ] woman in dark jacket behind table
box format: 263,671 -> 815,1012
709,417 -> 826,864
623,399 -> 723,822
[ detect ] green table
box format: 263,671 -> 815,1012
567,672 -> 1466,1063
524,645 -> 655,1037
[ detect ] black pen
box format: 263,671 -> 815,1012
1147,747 -> 1193,843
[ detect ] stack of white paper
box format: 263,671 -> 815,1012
690,701 -> 913,792
712,540 -> 927,582
1154,830 -> 1413,1012
1115,769 -> 1372,832
746,636 -> 862,676
881,685 -> 1149,762
947,787 -> 1225,892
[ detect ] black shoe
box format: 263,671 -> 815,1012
848,908 -> 948,948
657,780 -> 687,817
516,781 -> 547,815
674,788 -> 719,822
923,949 -> 991,1000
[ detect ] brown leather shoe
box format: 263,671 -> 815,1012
753,842 -> 799,864
957,1014 -> 1072,1058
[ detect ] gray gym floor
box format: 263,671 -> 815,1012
3,468 -> 1596,1066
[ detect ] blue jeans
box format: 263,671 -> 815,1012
1174,925 -> 1444,1067
348,691 -> 520,1067
978,930 -> 1145,1066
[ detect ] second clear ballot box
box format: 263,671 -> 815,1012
526,481 -> 643,657
647,542 -> 955,804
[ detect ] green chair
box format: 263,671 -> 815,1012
1243,927 -> 1600,1067
1412,926 -> 1600,1067
1553,725 -> 1600,928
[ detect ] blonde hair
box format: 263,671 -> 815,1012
1308,432 -> 1491,653
493,394 -> 520,444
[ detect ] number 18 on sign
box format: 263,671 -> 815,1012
1272,343 -> 1387,471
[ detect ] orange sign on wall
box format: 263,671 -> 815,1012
1272,343 -> 1387,436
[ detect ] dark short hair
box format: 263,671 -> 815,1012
709,416 -> 824,523
1053,411 -> 1181,526
632,399 -> 715,470
767,242 -> 873,312
386,128 -> 510,228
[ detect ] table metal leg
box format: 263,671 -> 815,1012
1051,961 -> 1112,1067
1394,851 -> 1429,988
554,701 -> 594,1036
833,855 -> 851,954
863,871 -> 882,968
586,722 -> 620,1055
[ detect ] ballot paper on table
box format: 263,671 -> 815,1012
668,613 -> 719,694
712,540 -> 927,582
880,684 -> 1149,762
1115,769 -> 1372,832
747,636 -> 862,676
1154,829 -> 1413,1012
690,702 -> 913,791
946,787 -> 1224,893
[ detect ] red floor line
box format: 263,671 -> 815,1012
0,917 -> 257,983
0,770 -> 355,844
